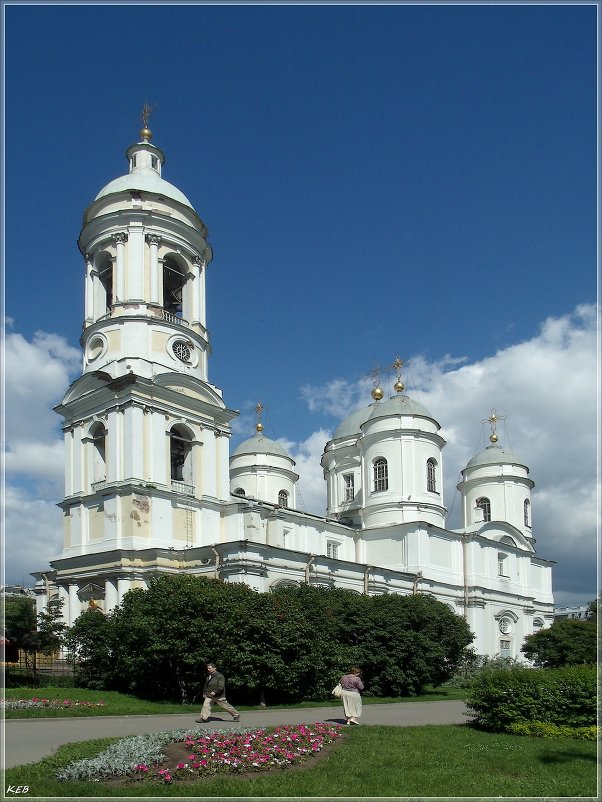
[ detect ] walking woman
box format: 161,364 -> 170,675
340,666 -> 364,725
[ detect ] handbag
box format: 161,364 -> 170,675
332,682 -> 343,698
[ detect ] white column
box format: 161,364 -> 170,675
117,577 -> 131,603
68,583 -> 80,626
72,424 -> 84,495
106,409 -> 122,483
192,438 -> 202,497
202,429 -> 217,499
104,578 -> 119,612
92,268 -> 104,320
149,412 -> 167,485
84,254 -> 94,323
63,428 -> 73,497
127,225 -> 144,300
197,257 -> 206,327
57,586 -> 70,627
147,235 -> 161,304
191,257 -> 203,324
123,403 -> 144,480
113,232 -> 127,303
216,431 -> 232,502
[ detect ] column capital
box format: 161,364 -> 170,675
112,232 -> 128,245
145,234 -> 162,246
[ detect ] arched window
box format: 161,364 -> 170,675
427,458 -> 437,492
343,474 -> 354,501
233,487 -> 245,496
163,257 -> 185,318
90,422 -> 107,484
170,425 -> 193,485
97,252 -> 113,313
476,497 -> 491,522
373,458 -> 388,492
497,552 -> 508,576
278,490 -> 289,508
524,499 -> 531,527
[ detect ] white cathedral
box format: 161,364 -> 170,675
32,124 -> 555,659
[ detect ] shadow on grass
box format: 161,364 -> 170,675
539,749 -> 598,764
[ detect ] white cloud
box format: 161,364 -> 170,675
3,330 -> 79,586
3,486 -> 64,587
4,330 -> 80,449
281,430 -> 331,516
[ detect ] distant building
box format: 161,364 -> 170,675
1,585 -> 33,598
553,604 -> 590,621
31,124 -> 555,659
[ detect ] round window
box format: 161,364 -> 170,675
172,340 -> 192,362
87,335 -> 106,361
499,618 -> 511,635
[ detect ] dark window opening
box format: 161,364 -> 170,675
476,497 -> 491,522
163,261 -> 185,317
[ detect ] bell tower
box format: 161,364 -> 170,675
53,119 -> 238,600
79,116 -> 213,382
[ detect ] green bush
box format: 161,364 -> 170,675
466,664 -> 596,731
507,721 -> 599,740
443,651 -> 523,688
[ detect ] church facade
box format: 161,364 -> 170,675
32,126 -> 555,659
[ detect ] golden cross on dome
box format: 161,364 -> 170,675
365,357 -> 406,387
255,403 -> 264,432
140,102 -> 156,128
481,408 -> 506,441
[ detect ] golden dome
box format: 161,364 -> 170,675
371,387 -> 384,401
256,422 -> 264,432
140,126 -> 152,141
490,433 -> 498,443
394,379 -> 405,393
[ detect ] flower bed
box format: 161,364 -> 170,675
1,697 -> 106,710
56,723 -> 343,784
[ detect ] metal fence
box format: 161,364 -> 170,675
4,651 -> 75,685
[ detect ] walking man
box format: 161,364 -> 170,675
196,662 -> 240,723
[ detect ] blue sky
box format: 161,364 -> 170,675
3,2 -> 599,606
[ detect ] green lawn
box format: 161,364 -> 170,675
3,685 -> 466,718
4,724 -> 597,797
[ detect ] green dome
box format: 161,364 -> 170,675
365,394 -> 433,423
95,168 -> 194,209
466,444 -> 527,469
231,433 -> 292,460
332,405 -> 374,440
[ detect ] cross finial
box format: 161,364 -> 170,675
139,103 -> 156,141
481,408 -> 506,443
255,403 -> 264,432
140,103 -> 155,128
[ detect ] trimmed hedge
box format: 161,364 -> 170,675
465,664 -> 596,732
507,722 -> 598,740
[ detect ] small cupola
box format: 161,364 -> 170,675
457,409 -> 534,538
229,403 -> 299,507
126,122 -> 165,176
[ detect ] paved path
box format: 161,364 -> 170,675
2,700 -> 469,769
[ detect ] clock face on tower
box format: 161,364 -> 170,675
172,340 -> 192,363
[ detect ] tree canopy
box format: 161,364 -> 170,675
521,612 -> 597,668
4,596 -> 65,655
65,577 -> 474,703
